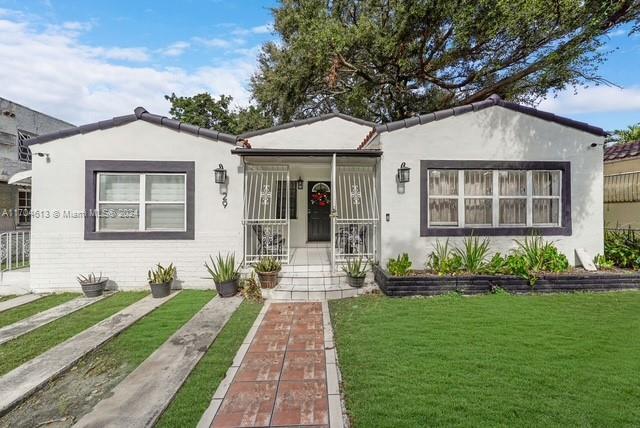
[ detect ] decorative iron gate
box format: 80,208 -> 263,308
243,165 -> 290,263
333,165 -> 379,264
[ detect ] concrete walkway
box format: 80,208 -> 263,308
0,293 -> 111,345
0,294 -> 42,313
201,302 -> 345,428
75,295 -> 243,428
0,291 -> 179,416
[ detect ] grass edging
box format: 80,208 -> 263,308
156,300 -> 263,428
0,293 -> 79,328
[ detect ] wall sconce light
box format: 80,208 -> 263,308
214,163 -> 227,184
296,177 -> 304,190
34,152 -> 51,163
397,162 -> 411,183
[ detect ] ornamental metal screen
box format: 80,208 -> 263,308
605,171 -> 640,203
334,165 -> 379,263
243,165 -> 290,263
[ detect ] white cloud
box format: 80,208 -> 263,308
193,36 -> 235,49
539,86 -> 640,115
232,23 -> 273,37
161,41 -> 190,57
61,21 -> 92,32
0,14 -> 256,125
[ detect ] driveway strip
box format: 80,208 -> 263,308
0,291 -> 179,416
0,294 -> 43,313
74,295 -> 242,428
0,293 -> 112,345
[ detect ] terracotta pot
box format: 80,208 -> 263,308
149,281 -> 171,298
215,278 -> 239,297
80,279 -> 108,298
257,270 -> 280,289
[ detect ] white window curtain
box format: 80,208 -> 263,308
427,168 -> 561,229
97,173 -> 185,232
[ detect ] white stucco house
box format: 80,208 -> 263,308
22,94 -> 605,293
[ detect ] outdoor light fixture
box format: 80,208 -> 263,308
214,163 -> 227,184
397,162 -> 411,183
297,176 -> 304,190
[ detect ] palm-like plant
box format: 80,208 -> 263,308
205,253 -> 241,283
453,236 -> 491,274
342,256 -> 368,278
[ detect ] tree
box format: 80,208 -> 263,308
251,0 -> 640,123
609,123 -> 640,143
164,93 -> 273,135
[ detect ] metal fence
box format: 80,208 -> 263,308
1,231 -> 30,271
604,171 -> 640,203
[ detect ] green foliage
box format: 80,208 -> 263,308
252,1 -> 640,123
426,239 -> 462,275
608,123 -> 640,143
453,236 -> 491,274
387,253 -> 412,277
253,256 -> 282,273
165,93 -> 273,134
205,253 -> 241,283
483,253 -> 510,275
147,263 -> 177,284
509,235 -> 569,286
240,273 -> 264,302
76,272 -> 105,285
593,254 -> 615,270
604,228 -> 640,269
342,257 -> 369,278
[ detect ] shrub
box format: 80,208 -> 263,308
254,256 -> 282,273
593,254 -> 615,270
343,257 -> 369,278
453,236 -> 491,274
604,228 -> 640,269
147,263 -> 176,284
205,253 -> 241,283
387,253 -> 412,276
426,239 -> 461,275
241,273 -> 263,302
510,235 -> 569,286
483,253 -> 509,275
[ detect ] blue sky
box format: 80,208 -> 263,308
0,0 -> 639,131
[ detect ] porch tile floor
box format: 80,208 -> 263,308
210,302 -> 343,428
290,247 -> 331,266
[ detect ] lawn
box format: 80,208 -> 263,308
157,300 -> 262,427
0,291 -> 147,375
330,292 -> 640,427
0,293 -> 79,328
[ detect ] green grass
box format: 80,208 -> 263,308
0,293 -> 79,328
330,292 -> 640,427
91,290 -> 214,367
156,300 -> 262,428
0,292 -> 147,375
0,295 -> 16,303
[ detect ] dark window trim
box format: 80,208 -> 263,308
85,160 -> 195,240
420,160 -> 572,237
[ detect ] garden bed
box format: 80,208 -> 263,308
374,265 -> 640,296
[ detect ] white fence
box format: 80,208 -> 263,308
1,231 -> 30,271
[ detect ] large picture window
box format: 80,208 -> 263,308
421,161 -> 571,236
85,161 -> 194,240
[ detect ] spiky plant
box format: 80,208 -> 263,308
205,253 -> 241,283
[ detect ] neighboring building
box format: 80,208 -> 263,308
603,140 -> 640,229
24,94 -> 605,293
0,98 -> 74,231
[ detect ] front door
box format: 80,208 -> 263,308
308,181 -> 331,241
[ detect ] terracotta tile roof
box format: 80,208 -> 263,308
604,141 -> 640,161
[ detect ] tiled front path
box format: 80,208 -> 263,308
207,302 -> 343,428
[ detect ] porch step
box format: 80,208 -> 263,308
263,282 -> 377,301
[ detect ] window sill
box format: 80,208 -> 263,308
84,230 -> 194,240
421,226 -> 571,237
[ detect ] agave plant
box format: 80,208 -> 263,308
147,263 -> 177,284
342,256 -> 369,278
77,272 -> 105,285
205,253 -> 241,283
254,256 -> 282,273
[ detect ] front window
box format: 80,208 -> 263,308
421,161 -> 570,236
17,130 -> 34,163
96,173 -> 186,232
18,188 -> 31,225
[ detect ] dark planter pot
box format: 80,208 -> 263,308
257,271 -> 280,289
80,279 -> 108,298
215,278 -> 239,298
149,281 -> 171,298
346,275 -> 366,288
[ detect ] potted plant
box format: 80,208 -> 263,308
205,253 -> 241,297
147,263 -> 176,298
342,257 -> 369,288
76,272 -> 108,298
253,256 -> 282,289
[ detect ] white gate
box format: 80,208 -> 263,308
333,165 -> 379,264
243,165 -> 290,263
